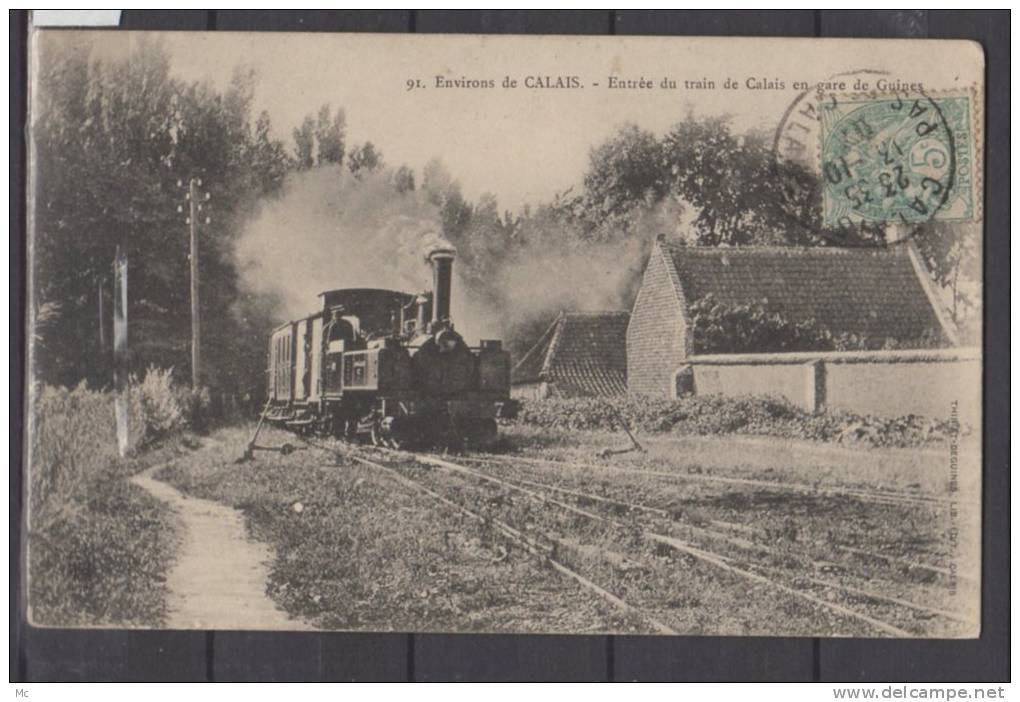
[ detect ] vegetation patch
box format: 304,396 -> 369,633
156,427 -> 640,633
26,376 -> 190,627
690,294 -> 947,353
510,395 -> 962,448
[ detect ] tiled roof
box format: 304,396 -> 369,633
511,318 -> 558,385
511,311 -> 630,397
660,242 -> 952,343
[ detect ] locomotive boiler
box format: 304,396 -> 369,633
265,240 -> 516,448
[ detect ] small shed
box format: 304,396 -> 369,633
627,237 -> 958,398
511,311 -> 630,399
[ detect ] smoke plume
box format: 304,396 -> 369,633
236,165 -> 681,352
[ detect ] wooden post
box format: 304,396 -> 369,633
113,247 -> 129,457
189,178 -> 201,390
804,359 -> 826,414
97,276 -> 106,354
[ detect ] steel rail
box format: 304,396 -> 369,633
459,453 -> 975,508
460,455 -> 965,585
338,448 -> 680,635
456,454 -> 974,627
402,450 -> 972,636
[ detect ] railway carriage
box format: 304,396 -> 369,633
266,241 -> 517,448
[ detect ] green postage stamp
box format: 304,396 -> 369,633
820,91 -> 979,228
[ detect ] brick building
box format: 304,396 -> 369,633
627,236 -> 957,398
511,311 -> 630,399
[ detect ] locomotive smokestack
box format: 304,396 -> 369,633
425,240 -> 456,325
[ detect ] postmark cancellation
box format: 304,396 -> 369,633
819,89 -> 980,229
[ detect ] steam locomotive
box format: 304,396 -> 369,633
265,240 -> 517,448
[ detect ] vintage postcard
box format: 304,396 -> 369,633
24,31 -> 983,637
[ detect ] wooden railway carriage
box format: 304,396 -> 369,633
267,244 -> 516,448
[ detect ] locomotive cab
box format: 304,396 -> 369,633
266,235 -> 517,448
323,310 -> 360,395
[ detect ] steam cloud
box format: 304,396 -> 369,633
237,166 -> 438,316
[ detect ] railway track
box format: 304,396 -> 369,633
340,444 -> 972,637
336,446 -> 680,635
458,453 -> 977,509
423,450 -> 974,632
457,453 -> 971,585
831,544 -> 975,583
291,434 -> 973,636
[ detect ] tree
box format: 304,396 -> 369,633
576,115 -> 871,248
347,141 -> 382,177
31,38 -> 291,390
582,124 -> 668,224
912,222 -> 981,327
661,116 -> 789,245
292,104 -> 347,168
393,165 -> 415,194
315,105 -> 346,165
292,116 -> 315,170
438,183 -> 472,241
251,110 -> 292,194
454,192 -> 508,295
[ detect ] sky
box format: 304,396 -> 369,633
42,32 -> 983,212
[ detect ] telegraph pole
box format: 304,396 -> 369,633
188,178 -> 201,390
178,177 -> 211,390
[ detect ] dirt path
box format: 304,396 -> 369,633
131,464 -> 308,630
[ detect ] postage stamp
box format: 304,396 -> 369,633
819,91 -> 978,228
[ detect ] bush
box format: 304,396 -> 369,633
690,294 -> 948,353
133,365 -> 216,442
26,378 -> 181,626
690,294 -> 831,354
511,395 -> 962,448
176,384 -> 212,432
28,368 -> 199,526
30,368 -> 203,505
28,475 -> 177,626
28,382 -> 122,528
135,366 -> 185,439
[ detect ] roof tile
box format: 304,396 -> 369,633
660,243 -> 948,342
511,311 -> 629,396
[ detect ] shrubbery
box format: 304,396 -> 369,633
690,295 -> 830,354
29,369 -> 201,519
511,396 -> 961,448
29,367 -> 202,529
134,366 -> 211,440
690,294 -> 947,354
29,475 -> 177,626
26,367 -> 194,626
135,367 -> 186,439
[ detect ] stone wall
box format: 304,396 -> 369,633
673,348 -> 981,422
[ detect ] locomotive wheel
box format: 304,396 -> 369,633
370,423 -> 383,447
388,433 -> 414,450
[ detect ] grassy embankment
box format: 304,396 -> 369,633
157,425 -> 643,633
26,373 -> 198,627
155,390 -> 980,634
512,395 -> 969,449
